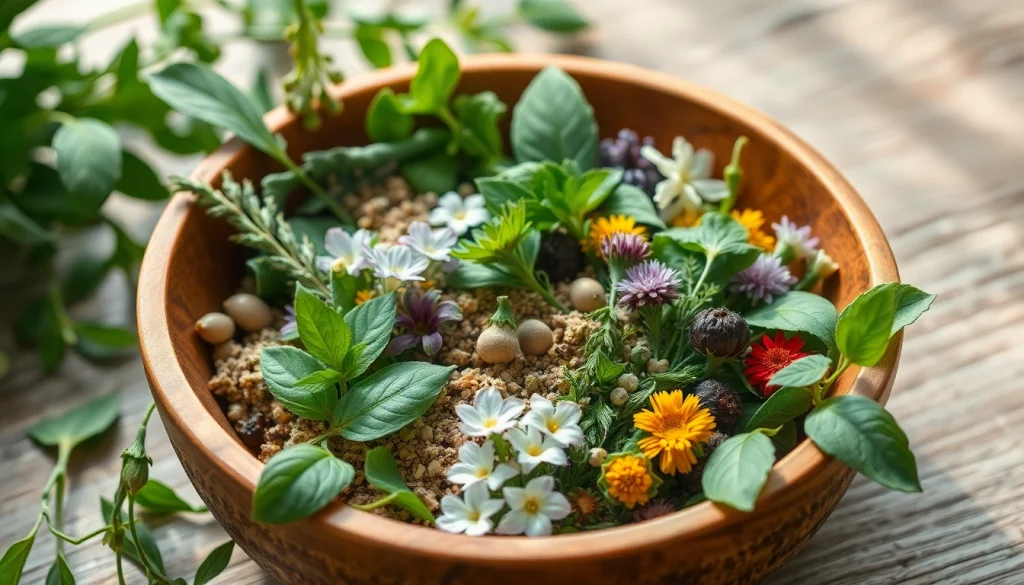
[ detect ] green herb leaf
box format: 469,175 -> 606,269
452,91 -> 507,162
53,118 -> 122,215
193,541 -> 234,585
251,68 -> 276,113
0,533 -> 34,585
252,444 -> 354,524
74,323 -> 137,361
295,285 -> 352,371
331,271 -> 358,313
247,257 -> 290,303
334,362 -> 456,441
44,552 -> 75,585
400,152 -> 459,194
366,88 -> 413,142
885,283 -> 936,337
519,0 -> 589,32
744,291 -> 838,354
702,431 -> 776,512
593,351 -> 626,385
29,392 -> 119,449
657,212 -> 754,258
446,261 -> 524,289
363,447 -> 435,522
354,24 -> 393,68
13,25 -> 84,48
400,38 -> 460,114
148,62 -> 280,156
343,292 -> 397,378
260,346 -> 336,421
768,354 -> 832,388
0,199 -> 53,245
134,479 -> 207,514
835,284 -> 897,366
805,395 -> 920,492
477,178 -> 533,212
295,369 -> 345,387
598,183 -> 666,229
511,66 -> 598,169
744,386 -> 813,432
116,150 -> 169,201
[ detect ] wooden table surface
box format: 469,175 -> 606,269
3,0 -> 1024,583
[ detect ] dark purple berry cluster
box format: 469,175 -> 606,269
598,128 -> 664,196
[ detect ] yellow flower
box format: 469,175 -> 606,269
587,215 -> 646,255
730,208 -> 776,251
633,391 -> 716,475
671,208 -> 704,228
601,454 -> 655,509
355,289 -> 375,305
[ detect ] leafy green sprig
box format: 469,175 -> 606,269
283,0 -> 343,129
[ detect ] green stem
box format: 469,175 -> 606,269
437,106 -> 498,170
505,249 -> 567,312
690,253 -> 715,296
127,496 -> 175,584
47,282 -> 77,346
310,427 -> 341,446
84,1 -> 152,32
349,492 -> 401,511
46,522 -> 111,545
280,157 -> 354,225
643,306 -> 663,359
116,553 -> 127,585
821,355 -> 851,393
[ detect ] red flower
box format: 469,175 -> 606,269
744,332 -> 810,397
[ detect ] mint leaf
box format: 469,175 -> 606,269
511,66 -> 598,169
598,183 -> 666,229
134,479 -> 207,515
364,447 -> 435,522
334,362 -> 455,441
260,346 -> 336,421
53,118 -> 122,215
657,212 -> 753,258
252,444 -> 354,524
452,91 -> 507,163
366,88 -> 412,142
836,284 -> 897,366
885,283 -> 936,336
446,261 -> 524,289
768,355 -> 832,388
193,541 -> 234,585
519,0 -> 588,32
343,292 -> 397,378
744,291 -> 838,354
400,38 -> 459,114
295,285 -> 352,371
14,25 -> 84,48
805,395 -> 920,492
572,168 -> 621,213
702,431 -> 776,512
744,386 -> 813,432
29,392 -> 119,449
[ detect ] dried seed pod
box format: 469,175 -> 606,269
536,230 -> 586,283
688,307 -> 750,359
477,296 -> 520,364
517,319 -> 554,356
569,277 -> 607,312
679,431 -> 729,493
691,379 -> 744,434
617,373 -> 639,393
195,312 -> 236,344
223,293 -> 273,332
588,447 -> 608,467
610,386 -> 629,406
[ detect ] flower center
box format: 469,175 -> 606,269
527,445 -> 542,456
475,467 -> 489,478
547,421 -> 560,433
454,210 -> 467,221
523,497 -> 540,515
330,257 -> 348,272
482,417 -> 498,429
467,510 -> 481,522
764,347 -> 794,372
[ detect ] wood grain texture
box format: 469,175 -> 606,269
2,0 -> 1023,583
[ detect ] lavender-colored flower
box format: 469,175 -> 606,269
363,243 -> 429,282
386,289 -> 462,356
632,499 -> 677,523
731,254 -> 797,304
615,260 -> 682,310
397,221 -> 458,262
601,232 -> 650,265
772,216 -> 820,260
280,304 -> 298,339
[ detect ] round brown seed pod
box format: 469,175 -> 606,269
517,319 -> 554,356
223,293 -> 273,332
569,277 -> 607,312
238,412 -> 267,452
195,312 -> 235,344
691,379 -> 744,434
688,307 -> 751,359
477,327 -> 520,363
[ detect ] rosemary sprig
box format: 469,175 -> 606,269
173,172 -> 331,298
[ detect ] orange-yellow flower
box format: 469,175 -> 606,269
730,208 -> 775,251
671,208 -> 704,228
587,215 -> 646,255
355,289 -> 375,305
601,454 -> 656,509
633,391 -> 716,475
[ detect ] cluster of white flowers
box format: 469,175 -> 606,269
438,388 -> 583,537
428,191 -> 489,236
315,221 -> 459,286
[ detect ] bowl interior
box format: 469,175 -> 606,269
144,54 -> 896,555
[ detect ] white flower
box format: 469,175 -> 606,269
505,425 -> 567,473
428,192 -> 489,235
315,228 -> 372,275
455,387 -> 525,437
495,476 -> 571,537
397,221 -> 458,262
772,215 -> 820,260
808,249 -> 839,280
447,440 -> 519,490
436,482 -> 505,536
641,136 -> 728,222
362,243 -> 429,282
520,394 -> 584,448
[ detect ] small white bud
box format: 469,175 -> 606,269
610,387 -> 629,406
588,447 -> 607,467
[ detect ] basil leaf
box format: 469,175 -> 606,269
519,0 -> 588,32
477,178 -> 533,212
331,271 -> 358,313
836,284 -> 897,366
452,91 -> 507,162
366,88 -> 412,143
44,552 -> 75,585
744,291 -> 838,354
295,285 -> 351,371
260,346 -> 336,421
53,118 -> 122,215
744,386 -> 813,432
148,62 -> 280,156
343,292 -> 397,377
334,362 -> 456,441
295,369 -> 344,387
134,479 -> 207,514
702,431 -> 776,512
768,354 -> 832,388
400,38 -> 459,114
805,395 -> 920,492
364,447 -> 435,522
511,66 -> 598,169
883,283 -> 936,337
252,444 -> 354,524
400,152 -> 458,194
74,323 -> 137,361
116,150 -> 169,201
0,533 -> 34,585
599,183 -> 666,229
14,25 -> 84,48
29,392 -> 119,448
193,541 -> 234,585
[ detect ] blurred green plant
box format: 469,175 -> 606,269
0,0 -> 588,375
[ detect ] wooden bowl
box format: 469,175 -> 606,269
138,54 -> 901,585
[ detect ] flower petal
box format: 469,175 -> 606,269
524,513 -> 553,537
495,510 -> 527,535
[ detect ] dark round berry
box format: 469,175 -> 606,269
691,379 -> 743,434
238,412 -> 267,452
689,307 -> 751,359
598,128 -> 665,196
535,230 -> 586,283
679,431 -> 729,493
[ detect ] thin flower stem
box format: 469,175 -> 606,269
436,106 -> 496,169
46,522 -> 111,545
127,496 -> 176,585
821,355 -> 851,393
690,253 -> 715,297
116,553 -> 128,585
506,251 -> 567,312
349,492 -> 401,511
280,157 -> 355,225
84,1 -> 151,31
47,282 -> 77,346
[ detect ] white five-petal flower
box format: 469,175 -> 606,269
397,221 -> 458,262
428,192 -> 489,235
362,243 -> 429,282
520,394 -> 584,448
436,482 -> 505,537
315,227 -> 372,275
447,440 -> 520,490
455,387 -> 525,437
641,136 -> 728,222
495,476 -> 571,537
772,215 -> 821,260
504,425 -> 567,473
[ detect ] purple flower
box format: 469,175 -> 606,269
386,289 -> 462,356
731,254 -> 797,304
772,216 -> 820,260
615,260 -> 681,310
601,232 -> 650,266
280,304 -> 298,339
632,499 -> 676,523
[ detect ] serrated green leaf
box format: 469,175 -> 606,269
295,286 -> 351,371
260,346 -> 335,421
343,292 -> 397,377
334,362 -> 455,441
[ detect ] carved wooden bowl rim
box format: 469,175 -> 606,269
139,54 -> 901,562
